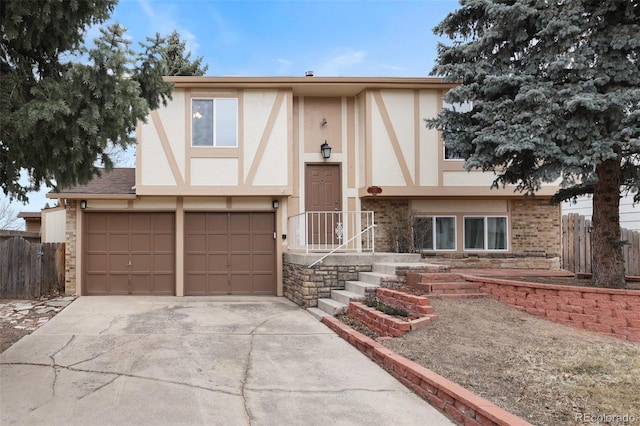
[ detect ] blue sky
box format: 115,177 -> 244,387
8,0 -> 460,225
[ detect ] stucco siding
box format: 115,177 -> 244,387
419,90 -> 440,186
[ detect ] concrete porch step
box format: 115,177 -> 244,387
345,280 -> 379,296
306,307 -> 329,321
331,289 -> 365,305
317,298 -> 347,316
358,271 -> 397,285
413,272 -> 465,283
372,262 -> 450,275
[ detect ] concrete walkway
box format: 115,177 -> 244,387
0,296 -> 452,426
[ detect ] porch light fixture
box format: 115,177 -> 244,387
320,141 -> 332,159
272,200 -> 279,209
80,200 -> 87,209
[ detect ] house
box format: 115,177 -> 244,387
47,76 -> 562,300
562,195 -> 640,231
17,211 -> 42,233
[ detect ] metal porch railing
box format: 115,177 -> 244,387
288,211 -> 375,254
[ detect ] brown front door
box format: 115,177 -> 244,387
184,212 -> 276,295
305,164 -> 342,246
84,213 -> 175,295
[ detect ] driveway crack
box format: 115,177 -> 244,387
48,335 -> 75,396
0,361 -> 242,398
241,333 -> 255,425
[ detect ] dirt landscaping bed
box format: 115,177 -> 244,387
380,296 -> 640,425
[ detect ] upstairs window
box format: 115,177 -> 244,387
414,216 -> 456,251
192,98 -> 238,147
464,216 -> 508,251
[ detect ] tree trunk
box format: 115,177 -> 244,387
591,158 -> 626,288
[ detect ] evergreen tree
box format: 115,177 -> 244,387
1,0 -> 172,202
143,30 -> 209,77
427,0 -> 640,288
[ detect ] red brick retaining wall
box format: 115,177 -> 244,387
322,316 -> 532,426
375,288 -> 435,318
464,275 -> 640,343
348,288 -> 437,337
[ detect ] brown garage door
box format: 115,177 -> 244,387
184,212 -> 275,295
84,213 -> 175,295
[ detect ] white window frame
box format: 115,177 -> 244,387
463,216 -> 509,251
191,98 -> 238,148
413,216 -> 457,251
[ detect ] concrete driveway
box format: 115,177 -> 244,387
0,296 -> 452,426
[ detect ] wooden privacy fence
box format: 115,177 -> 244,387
0,237 -> 65,299
562,213 -> 640,276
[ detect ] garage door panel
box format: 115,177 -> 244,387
253,235 -> 274,251
154,234 -> 174,251
130,254 -> 151,272
86,254 -> 107,272
186,253 -> 206,271
153,254 -> 175,272
153,275 -> 175,294
184,212 -> 275,295
230,274 -> 251,294
207,254 -> 227,271
87,214 -> 108,232
207,234 -> 227,249
229,214 -> 249,231
85,274 -> 108,294
108,254 -> 130,271
186,214 -> 206,232
84,212 -> 175,295
130,275 -> 153,294
253,253 -> 275,271
131,235 -> 151,251
206,214 -> 228,230
230,253 -> 250,271
187,234 -> 206,251
253,274 -> 275,294
86,234 -> 107,250
230,235 -> 250,251
108,274 -> 129,294
252,213 -> 274,231
108,234 -> 129,251
130,214 -> 151,232
107,215 -> 129,232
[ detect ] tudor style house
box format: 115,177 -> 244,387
48,76 -> 561,298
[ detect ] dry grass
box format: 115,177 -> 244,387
381,297 -> 640,426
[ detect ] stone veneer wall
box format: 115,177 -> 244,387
283,261 -> 372,308
510,198 -> 561,257
360,198 -> 409,253
64,200 -> 77,295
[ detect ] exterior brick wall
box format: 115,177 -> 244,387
362,198 -> 562,260
64,200 -> 77,295
283,260 -> 371,307
360,198 -> 409,253
510,198 -> 561,257
464,275 -> 640,343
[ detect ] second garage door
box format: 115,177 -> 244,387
184,212 -> 275,295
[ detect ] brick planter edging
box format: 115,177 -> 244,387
322,316 -> 532,426
348,288 -> 437,337
461,274 -> 640,343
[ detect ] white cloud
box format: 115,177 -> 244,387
315,48 -> 368,76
